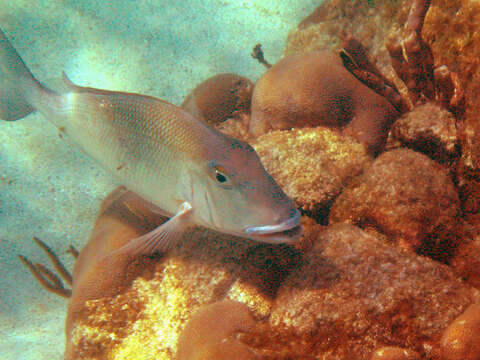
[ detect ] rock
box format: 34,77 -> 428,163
65,186 -> 166,360
370,347 -> 420,360
287,0 -> 480,218
176,300 -> 257,360
387,102 -> 459,165
284,0 -> 411,74
68,216 -> 303,359
440,302 -> 480,360
66,199 -> 479,359
181,73 -> 253,125
252,127 -> 372,222
267,224 -> 476,359
330,148 -> 460,261
249,51 -> 398,155
451,221 -> 480,289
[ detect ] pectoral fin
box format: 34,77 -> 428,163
115,201 -> 193,256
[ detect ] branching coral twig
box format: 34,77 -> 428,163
251,43 -> 272,69
18,236 -> 77,298
339,32 -> 408,113
67,245 -> 79,259
386,0 -> 434,105
434,65 -> 465,117
384,0 -> 464,117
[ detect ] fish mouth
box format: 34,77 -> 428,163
245,211 -> 302,243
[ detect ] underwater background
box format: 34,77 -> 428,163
0,1 -> 319,358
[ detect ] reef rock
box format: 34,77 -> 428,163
67,214 -> 479,359
287,0 -> 480,217
252,127 -> 372,221
440,302 -> 480,360
370,347 -> 421,360
266,224 -> 476,359
451,221 -> 480,289
250,51 -> 398,155
388,102 -> 459,165
181,73 -> 253,126
329,148 -> 460,261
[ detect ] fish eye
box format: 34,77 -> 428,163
215,171 -> 227,183
208,163 -> 233,188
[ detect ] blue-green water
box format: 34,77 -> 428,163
0,1 -> 318,358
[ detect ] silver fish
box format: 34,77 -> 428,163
0,29 -> 301,254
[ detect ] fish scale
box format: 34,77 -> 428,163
0,27 -> 302,255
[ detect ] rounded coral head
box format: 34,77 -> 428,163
182,73 -> 253,126
250,51 -> 398,155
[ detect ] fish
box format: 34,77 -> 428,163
0,28 -> 301,255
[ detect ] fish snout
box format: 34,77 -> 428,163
245,210 -> 302,244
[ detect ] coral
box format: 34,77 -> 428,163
386,0 -> 435,106
287,0 -> 480,214
451,222 -> 480,288
268,224 -> 476,359
18,236 -> 75,298
387,102 -> 459,165
66,187 -> 304,359
66,213 -> 478,359
252,127 -> 371,222
329,148 -> 460,260
339,32 -> 408,114
369,347 -> 420,360
18,186 -> 165,359
250,44 -> 272,69
384,0 -> 465,116
440,302 -> 480,360
249,51 -> 399,155
181,73 -> 253,126
20,1 -> 480,359
176,300 -> 257,360
66,186 -> 167,359
284,0 -> 411,69
96,228 -> 269,360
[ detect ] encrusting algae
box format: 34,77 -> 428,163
17,0 -> 480,358
252,127 -> 371,222
329,148 -> 461,260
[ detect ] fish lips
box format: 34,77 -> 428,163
245,211 -> 302,244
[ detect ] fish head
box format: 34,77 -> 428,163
192,136 -> 302,244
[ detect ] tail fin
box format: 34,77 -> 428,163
0,28 -> 40,121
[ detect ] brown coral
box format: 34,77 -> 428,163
66,216 -> 478,359
66,186 -> 167,359
176,300 -> 257,360
249,51 -> 399,155
370,347 -> 420,360
440,302 -> 480,360
181,73 -> 253,125
268,224 -> 476,359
